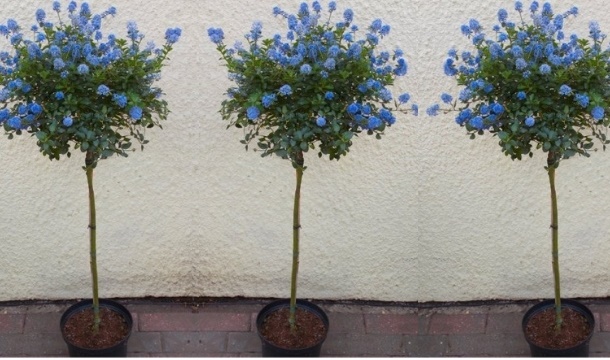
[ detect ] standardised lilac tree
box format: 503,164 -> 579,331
431,0 -> 610,331
209,0 -> 416,331
0,0 -> 181,331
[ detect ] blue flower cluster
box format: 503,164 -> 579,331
432,1 -> 610,165
0,1 -> 181,162
209,1 -> 415,163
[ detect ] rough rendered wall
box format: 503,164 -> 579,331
0,0 -> 609,303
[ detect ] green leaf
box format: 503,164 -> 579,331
36,131 -> 47,140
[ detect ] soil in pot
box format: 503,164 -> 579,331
63,306 -> 130,350
524,306 -> 592,350
260,307 -> 327,350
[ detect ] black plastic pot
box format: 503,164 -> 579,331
522,299 -> 594,357
60,299 -> 133,357
256,299 -> 329,357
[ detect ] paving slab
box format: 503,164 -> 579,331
1,298 -> 610,357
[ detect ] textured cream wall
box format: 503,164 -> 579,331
0,0 -> 609,303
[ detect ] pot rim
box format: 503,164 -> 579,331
522,298 -> 594,351
256,298 -> 329,351
60,298 -> 133,351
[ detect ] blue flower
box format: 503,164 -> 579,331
52,1 -> 60,11
62,116 -> 73,127
411,104 -> 419,116
324,92 -> 334,100
55,91 -> 64,100
165,27 -> 182,44
324,58 -> 336,70
379,108 -> 394,123
444,58 -> 457,76
378,88 -> 392,102
97,85 -> 110,96
49,45 -> 61,57
398,93 -> 410,104
469,19 -> 481,33
591,106 -> 605,121
515,58 -> 527,70
426,104 -> 440,116
343,9 -> 354,23
480,104 -> 490,115
262,94 -> 276,108
316,116 -> 326,127
589,21 -> 602,42
498,9 -> 508,23
8,116 -> 21,129
469,116 -> 484,129
246,106 -> 260,120
113,93 -> 127,108
249,21 -> 263,42
490,43 -> 504,58
347,43 -> 362,58
53,58 -> 65,70
394,58 -> 407,76
525,116 -> 535,127
0,109 -> 9,122
207,27 -> 225,44
368,116 -> 381,129
515,1 -> 523,12
328,45 -> 340,58
461,24 -> 471,36
539,64 -> 551,74
30,103 -> 42,114
441,93 -> 453,104
129,106 -> 143,120
35,9 -> 46,23
455,109 -> 473,125
472,34 -> 484,45
492,103 -> 504,114
347,103 -> 359,115
558,85 -> 572,96
575,94 -> 589,108
380,25 -> 390,36
77,64 -> 89,74
361,104 -> 371,115
278,84 -> 292,96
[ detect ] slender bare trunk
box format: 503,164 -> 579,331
289,152 -> 304,333
86,152 -> 100,333
547,154 -> 562,332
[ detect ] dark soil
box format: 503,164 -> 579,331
260,307 -> 327,350
63,307 -> 129,350
525,307 -> 592,349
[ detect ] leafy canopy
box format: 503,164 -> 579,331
0,1 -> 181,166
209,1 -> 416,167
435,0 -> 610,168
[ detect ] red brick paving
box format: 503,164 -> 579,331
0,314 -> 23,334
427,313 -> 487,335
364,313 -> 418,335
0,298 -> 609,357
138,312 -> 250,332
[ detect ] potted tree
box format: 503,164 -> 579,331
208,1 -> 416,356
431,0 -> 610,356
0,1 -> 181,356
